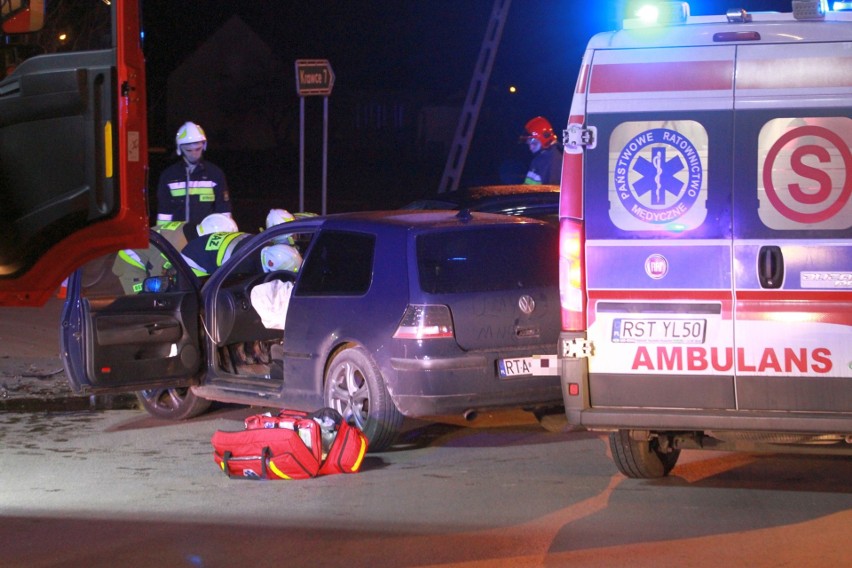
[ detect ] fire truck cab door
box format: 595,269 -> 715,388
0,1 -> 148,307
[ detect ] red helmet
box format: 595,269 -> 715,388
524,116 -> 558,148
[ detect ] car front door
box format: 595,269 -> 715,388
61,231 -> 203,394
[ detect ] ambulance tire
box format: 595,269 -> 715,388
135,387 -> 212,420
609,429 -> 680,479
324,346 -> 404,453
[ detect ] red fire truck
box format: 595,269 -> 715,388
0,0 -> 148,306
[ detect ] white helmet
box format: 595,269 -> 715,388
266,208 -> 295,229
197,213 -> 238,236
175,121 -> 207,156
261,244 -> 302,273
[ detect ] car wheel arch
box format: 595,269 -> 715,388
321,341 -> 403,451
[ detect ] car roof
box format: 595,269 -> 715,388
318,209 -> 551,232
402,184 -> 559,212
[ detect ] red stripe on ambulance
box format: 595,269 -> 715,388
738,57 -> 852,90
589,60 -> 733,93
587,290 -> 733,327
736,290 -> 852,326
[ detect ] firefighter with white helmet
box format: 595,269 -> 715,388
197,212 -> 238,236
180,215 -> 248,277
265,208 -> 298,245
522,116 -> 563,185
261,244 -> 302,273
156,121 -> 233,229
266,208 -> 295,229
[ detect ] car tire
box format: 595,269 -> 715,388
135,387 -> 212,420
324,346 -> 403,452
609,429 -> 680,478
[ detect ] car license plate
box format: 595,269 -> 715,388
611,318 -> 706,344
498,355 -> 558,378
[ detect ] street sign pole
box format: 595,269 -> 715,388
322,96 -> 329,215
295,59 -> 335,215
299,96 -> 305,213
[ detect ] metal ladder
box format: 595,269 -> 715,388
437,0 -> 512,193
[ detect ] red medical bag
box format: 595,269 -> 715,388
211,408 -> 368,480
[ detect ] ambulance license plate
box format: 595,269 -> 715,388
612,318 -> 706,344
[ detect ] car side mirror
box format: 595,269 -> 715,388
143,275 -> 173,293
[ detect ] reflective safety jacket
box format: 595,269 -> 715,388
154,221 -> 195,252
111,247 -> 170,294
156,160 -> 231,228
180,232 -> 252,277
524,145 -> 563,185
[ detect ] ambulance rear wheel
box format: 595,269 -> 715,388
609,429 -> 680,478
136,387 -> 212,420
324,346 -> 404,452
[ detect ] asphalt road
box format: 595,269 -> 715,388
1,297 -> 851,568
0,297 -> 137,411
1,407 -> 851,568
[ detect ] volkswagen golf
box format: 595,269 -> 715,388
61,210 -> 561,450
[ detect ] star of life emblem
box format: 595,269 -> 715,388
608,121 -> 708,232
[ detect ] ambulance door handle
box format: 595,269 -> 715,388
757,246 -> 784,289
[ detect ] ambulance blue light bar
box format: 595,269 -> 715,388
624,2 -> 690,28
792,0 -> 828,19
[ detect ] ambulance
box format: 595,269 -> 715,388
558,1 -> 852,477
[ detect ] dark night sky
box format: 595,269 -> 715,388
139,0 -> 798,215
142,0 -> 795,117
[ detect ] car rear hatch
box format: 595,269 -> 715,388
414,222 -> 560,351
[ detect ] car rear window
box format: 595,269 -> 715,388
416,225 -> 558,294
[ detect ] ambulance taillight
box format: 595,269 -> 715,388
559,218 -> 586,331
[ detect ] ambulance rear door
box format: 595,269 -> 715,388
582,44 -> 738,411
731,41 -> 852,415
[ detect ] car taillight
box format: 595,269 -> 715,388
393,304 -> 455,339
560,218 -> 586,331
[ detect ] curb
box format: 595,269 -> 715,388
0,394 -> 139,413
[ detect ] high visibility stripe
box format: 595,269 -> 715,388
181,254 -> 208,276
216,233 -> 244,266
268,461 -> 293,480
525,171 -> 543,184
351,438 -> 367,472
168,185 -> 216,198
158,221 -> 184,231
118,250 -> 145,270
104,121 -> 113,178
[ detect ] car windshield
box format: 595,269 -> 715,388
416,225 -> 558,294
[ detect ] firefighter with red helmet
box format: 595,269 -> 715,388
522,116 -> 563,185
156,121 -> 233,228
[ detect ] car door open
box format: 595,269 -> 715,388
61,231 -> 202,394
